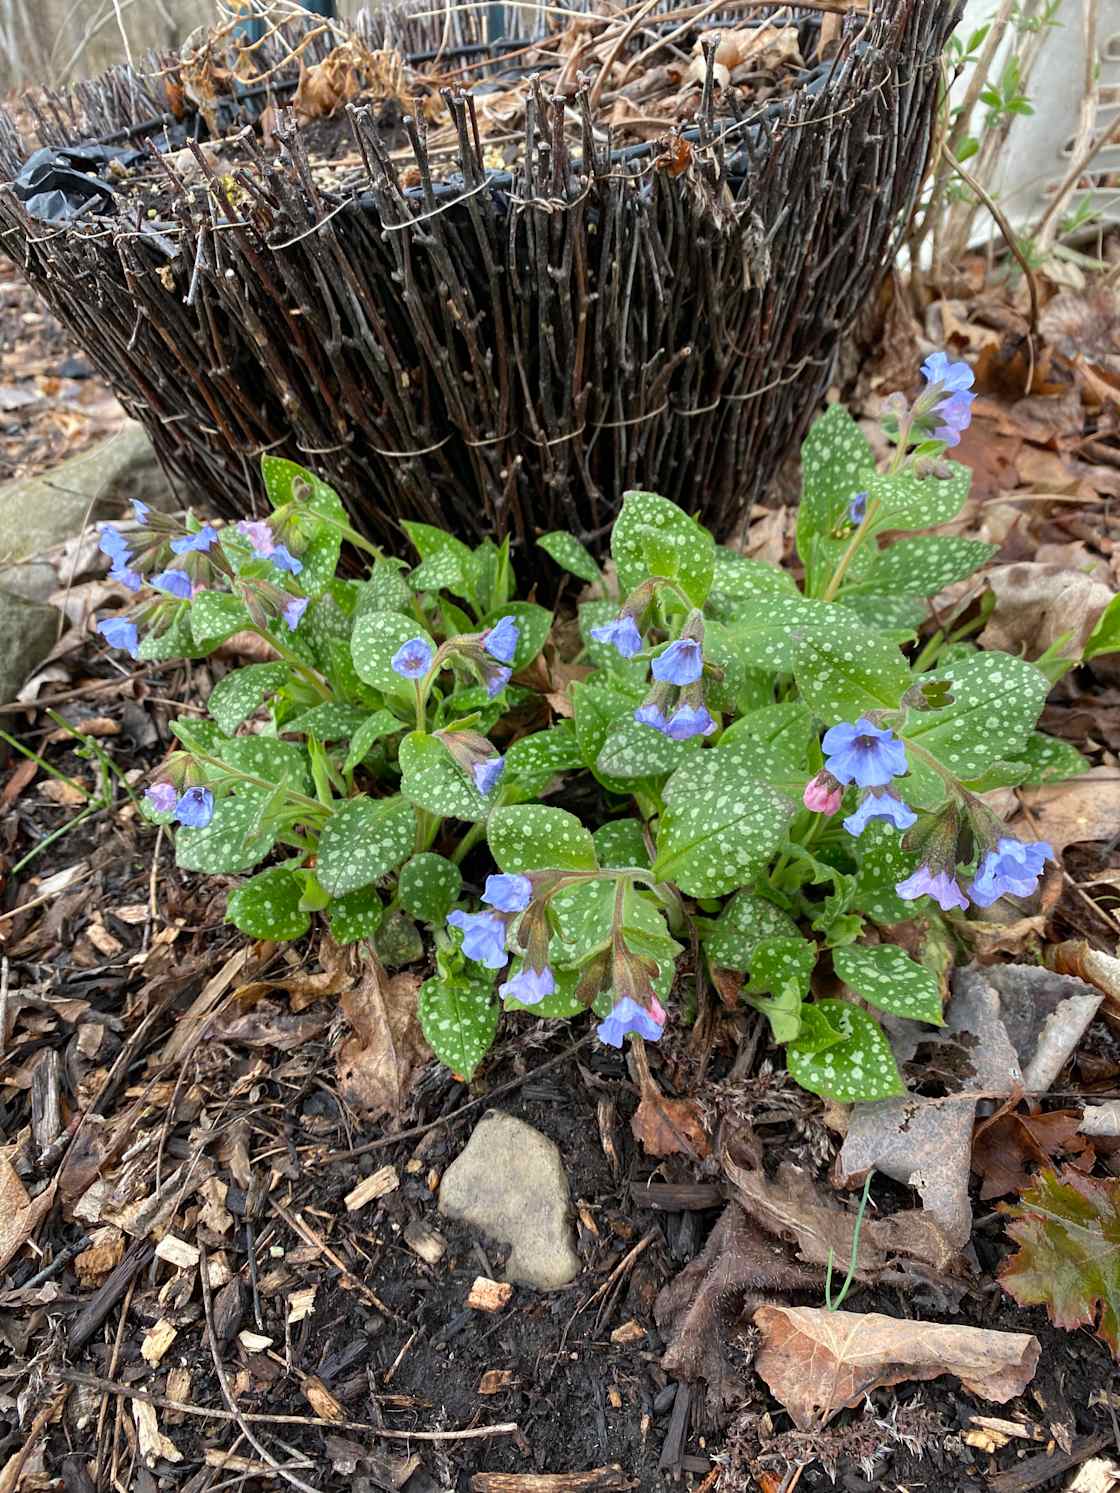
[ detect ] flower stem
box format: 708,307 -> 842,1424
251,628 -> 332,701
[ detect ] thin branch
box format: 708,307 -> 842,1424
942,142 -> 1040,337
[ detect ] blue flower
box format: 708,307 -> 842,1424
483,616 -> 520,665
590,615 -> 643,659
481,873 -> 532,913
634,703 -> 671,735
283,597 -> 309,631
651,638 -> 703,686
664,704 -> 717,741
98,524 -> 130,562
483,663 -> 512,699
170,525 -> 218,555
96,616 -> 139,658
895,864 -> 969,913
108,560 -> 143,592
151,569 -> 193,600
921,351 -> 976,447
174,786 -> 214,828
822,718 -> 908,788
597,996 -> 664,1047
144,782 -> 178,814
132,500 -> 150,523
472,756 -> 505,796
447,908 -> 508,968
270,544 -> 303,575
843,791 -> 917,838
500,964 -> 556,1006
848,490 -> 868,525
969,837 -> 1054,908
391,637 -> 435,679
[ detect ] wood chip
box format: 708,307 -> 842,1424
164,1367 -> 192,1424
140,1318 -> 178,1366
403,1220 -> 447,1265
112,902 -> 151,924
344,1164 -> 399,1211
74,1227 -> 124,1284
302,1375 -> 345,1422
287,1286 -> 317,1324
469,1471 -> 630,1492
468,1277 -> 513,1312
479,1369 -> 517,1395
154,1234 -> 200,1270
85,917 -> 123,957
238,1330 -> 274,1352
133,1401 -> 182,1467
609,1319 -> 645,1346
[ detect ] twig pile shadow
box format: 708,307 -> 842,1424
0,1 -> 955,563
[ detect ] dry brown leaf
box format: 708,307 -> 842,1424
753,1306 -> 1039,1430
214,998 -> 331,1051
1012,768 -> 1120,854
0,1162 -> 54,1273
979,563 -> 1115,662
972,1107 -> 1092,1200
631,1080 -> 710,1159
336,960 -> 429,1121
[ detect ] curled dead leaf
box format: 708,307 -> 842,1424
978,563 -> 1114,662
336,958 -> 429,1121
631,1080 -> 709,1159
753,1305 -> 1039,1430
1011,769 -> 1120,856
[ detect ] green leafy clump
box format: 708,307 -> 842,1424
93,366 -> 1108,1100
999,1167 -> 1120,1359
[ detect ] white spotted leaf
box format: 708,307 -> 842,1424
284,703 -> 369,740
209,663 -> 288,734
328,887 -> 384,944
701,892 -> 800,971
1020,732 -> 1090,786
403,522 -> 476,598
852,820 -> 919,925
787,999 -> 904,1102
261,457 -> 346,596
862,536 -> 996,598
833,944 -> 943,1025
744,934 -> 817,1043
227,867 -> 310,940
654,752 -> 794,898
537,531 -> 600,584
190,592 -> 252,651
793,627 -> 912,721
596,714 -> 689,781
611,490 -> 715,607
206,737 -> 312,796
343,710 -> 404,773
488,805 -> 598,874
866,462 -> 972,534
418,973 -> 498,1079
593,818 -> 651,869
398,732 -> 489,821
399,853 -> 462,924
504,722 -> 583,792
351,611 -> 435,695
175,790 -> 276,875
316,795 -> 415,896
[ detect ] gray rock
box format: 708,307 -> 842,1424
438,1110 -> 581,1289
0,421 -> 175,567
0,587 -> 58,705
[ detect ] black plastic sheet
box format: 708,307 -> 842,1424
12,143 -> 142,223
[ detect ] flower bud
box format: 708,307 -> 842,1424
803,769 -> 843,815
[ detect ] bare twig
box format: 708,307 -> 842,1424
942,143 -> 1040,339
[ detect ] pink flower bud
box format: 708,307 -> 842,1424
803,770 -> 843,816
649,995 -> 667,1027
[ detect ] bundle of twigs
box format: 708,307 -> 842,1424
0,0 -> 957,564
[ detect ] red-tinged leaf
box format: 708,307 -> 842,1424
999,1166 -> 1120,1358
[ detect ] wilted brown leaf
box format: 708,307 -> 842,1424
978,563 -> 1114,662
753,1306 -> 1039,1429
214,998 -> 331,1051
631,1080 -> 709,1159
0,1161 -> 54,1273
1012,769 -> 1120,855
336,959 -> 429,1120
972,1107 -> 1092,1200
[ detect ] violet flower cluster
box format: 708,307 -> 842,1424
592,609 -> 716,741
144,782 -> 215,828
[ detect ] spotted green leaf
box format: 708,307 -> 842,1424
138,604 -> 194,662
328,886 -> 384,944
744,934 -> 816,1043
209,663 -> 288,734
399,853 -> 462,924
862,536 -> 996,598
206,737 -> 312,796
596,715 -> 688,781
701,892 -> 799,970
283,703 -> 369,740
793,626 -> 911,722
398,732 -> 489,821
865,462 -> 972,534
316,795 -> 415,896
537,531 -> 600,584
721,596 -> 874,674
593,818 -> 651,869
175,790 -> 276,874
403,522 -> 476,598
838,592 -> 928,631
227,867 -> 310,940
189,592 -> 252,651
902,652 -> 1049,805
852,820 -> 919,925
797,404 -> 877,559
343,710 -> 404,773
504,722 -> 582,792
833,944 -> 943,1025
418,972 -> 498,1079
356,558 -> 413,617
351,612 -> 434,696
488,805 -> 598,874
377,907 -> 423,966
1020,731 -> 1090,786
654,751 -> 793,898
718,703 -> 813,778
481,602 -> 552,668
261,457 -> 346,596
612,490 -> 715,607
787,1000 -> 904,1102
709,546 -> 800,613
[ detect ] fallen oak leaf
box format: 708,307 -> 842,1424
752,1305 -> 1040,1430
999,1166 -> 1120,1359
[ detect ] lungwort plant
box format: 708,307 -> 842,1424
94,355 -> 1100,1099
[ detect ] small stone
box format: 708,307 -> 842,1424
468,1276 -> 513,1312
438,1110 -> 581,1289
